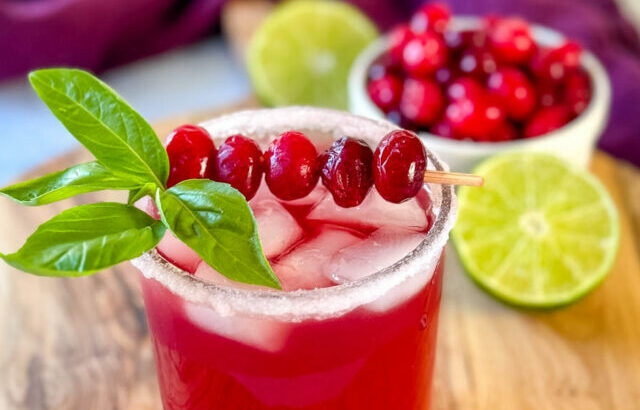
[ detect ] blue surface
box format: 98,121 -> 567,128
0,37 -> 250,186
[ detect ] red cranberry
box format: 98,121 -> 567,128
445,92 -> 505,140
410,3 -> 451,34
430,120 -> 457,139
487,121 -> 518,142
214,135 -> 264,200
486,67 -> 537,121
532,41 -> 582,83
385,110 -> 417,131
446,77 -> 485,101
389,24 -> 415,64
537,79 -> 563,107
444,28 -> 489,54
367,74 -> 403,112
402,32 -> 448,77
264,131 -> 319,200
373,130 -> 427,203
320,137 -> 374,208
458,47 -> 497,79
443,30 -> 467,52
399,77 -> 444,126
488,17 -> 536,64
367,53 -> 400,80
563,70 -> 591,115
523,105 -> 573,138
435,65 -> 457,85
166,125 -> 216,188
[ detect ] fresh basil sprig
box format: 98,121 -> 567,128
1,68 -> 281,289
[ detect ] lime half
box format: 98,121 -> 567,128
248,0 -> 378,109
452,153 -> 619,308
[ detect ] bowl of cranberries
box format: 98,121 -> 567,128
348,4 -> 611,172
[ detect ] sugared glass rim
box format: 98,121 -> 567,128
132,107 -> 457,321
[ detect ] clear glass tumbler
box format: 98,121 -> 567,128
132,107 -> 457,410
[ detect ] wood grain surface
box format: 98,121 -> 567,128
1,98 -> 639,409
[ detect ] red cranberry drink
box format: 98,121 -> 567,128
132,107 -> 457,409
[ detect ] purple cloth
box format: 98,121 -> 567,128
1,0 -> 639,166
0,0 -> 224,79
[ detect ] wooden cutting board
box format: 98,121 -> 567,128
0,98 -> 639,410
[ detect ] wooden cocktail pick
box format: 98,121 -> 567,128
423,170 -> 484,186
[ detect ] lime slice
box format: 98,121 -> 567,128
452,153 -> 619,308
248,0 -> 378,109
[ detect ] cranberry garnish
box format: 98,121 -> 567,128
488,17 -> 536,64
373,130 -> 426,203
531,41 -> 582,83
389,24 -> 415,64
410,3 -> 450,34
486,67 -> 537,121
166,125 -> 216,188
214,135 -> 264,200
446,77 -> 485,101
264,131 -> 319,200
458,47 -> 497,79
401,32 -> 448,77
320,137 -> 374,208
367,74 -> 403,113
523,105 -> 573,138
399,77 -> 444,126
563,70 -> 591,115
445,92 -> 505,141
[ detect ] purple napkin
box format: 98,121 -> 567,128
0,0 -> 224,79
1,0 -> 639,166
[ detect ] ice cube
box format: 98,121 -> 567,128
250,183 -> 328,209
252,198 -> 304,258
157,231 -> 202,273
307,189 -> 429,232
134,196 -> 201,272
325,227 -> 430,312
185,300 -> 290,353
134,196 -> 160,219
282,183 -> 329,208
187,263 -> 290,352
273,226 -> 362,291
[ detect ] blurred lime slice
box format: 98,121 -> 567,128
452,153 -> 619,308
248,0 -> 378,109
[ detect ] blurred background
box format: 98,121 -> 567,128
1,0 -> 640,185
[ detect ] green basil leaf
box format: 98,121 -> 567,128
28,69 -> 169,187
0,162 -> 140,206
156,180 -> 281,289
0,203 -> 165,276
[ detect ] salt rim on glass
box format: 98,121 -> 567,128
131,107 -> 458,322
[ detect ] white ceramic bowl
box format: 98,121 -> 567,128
349,17 -> 612,172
